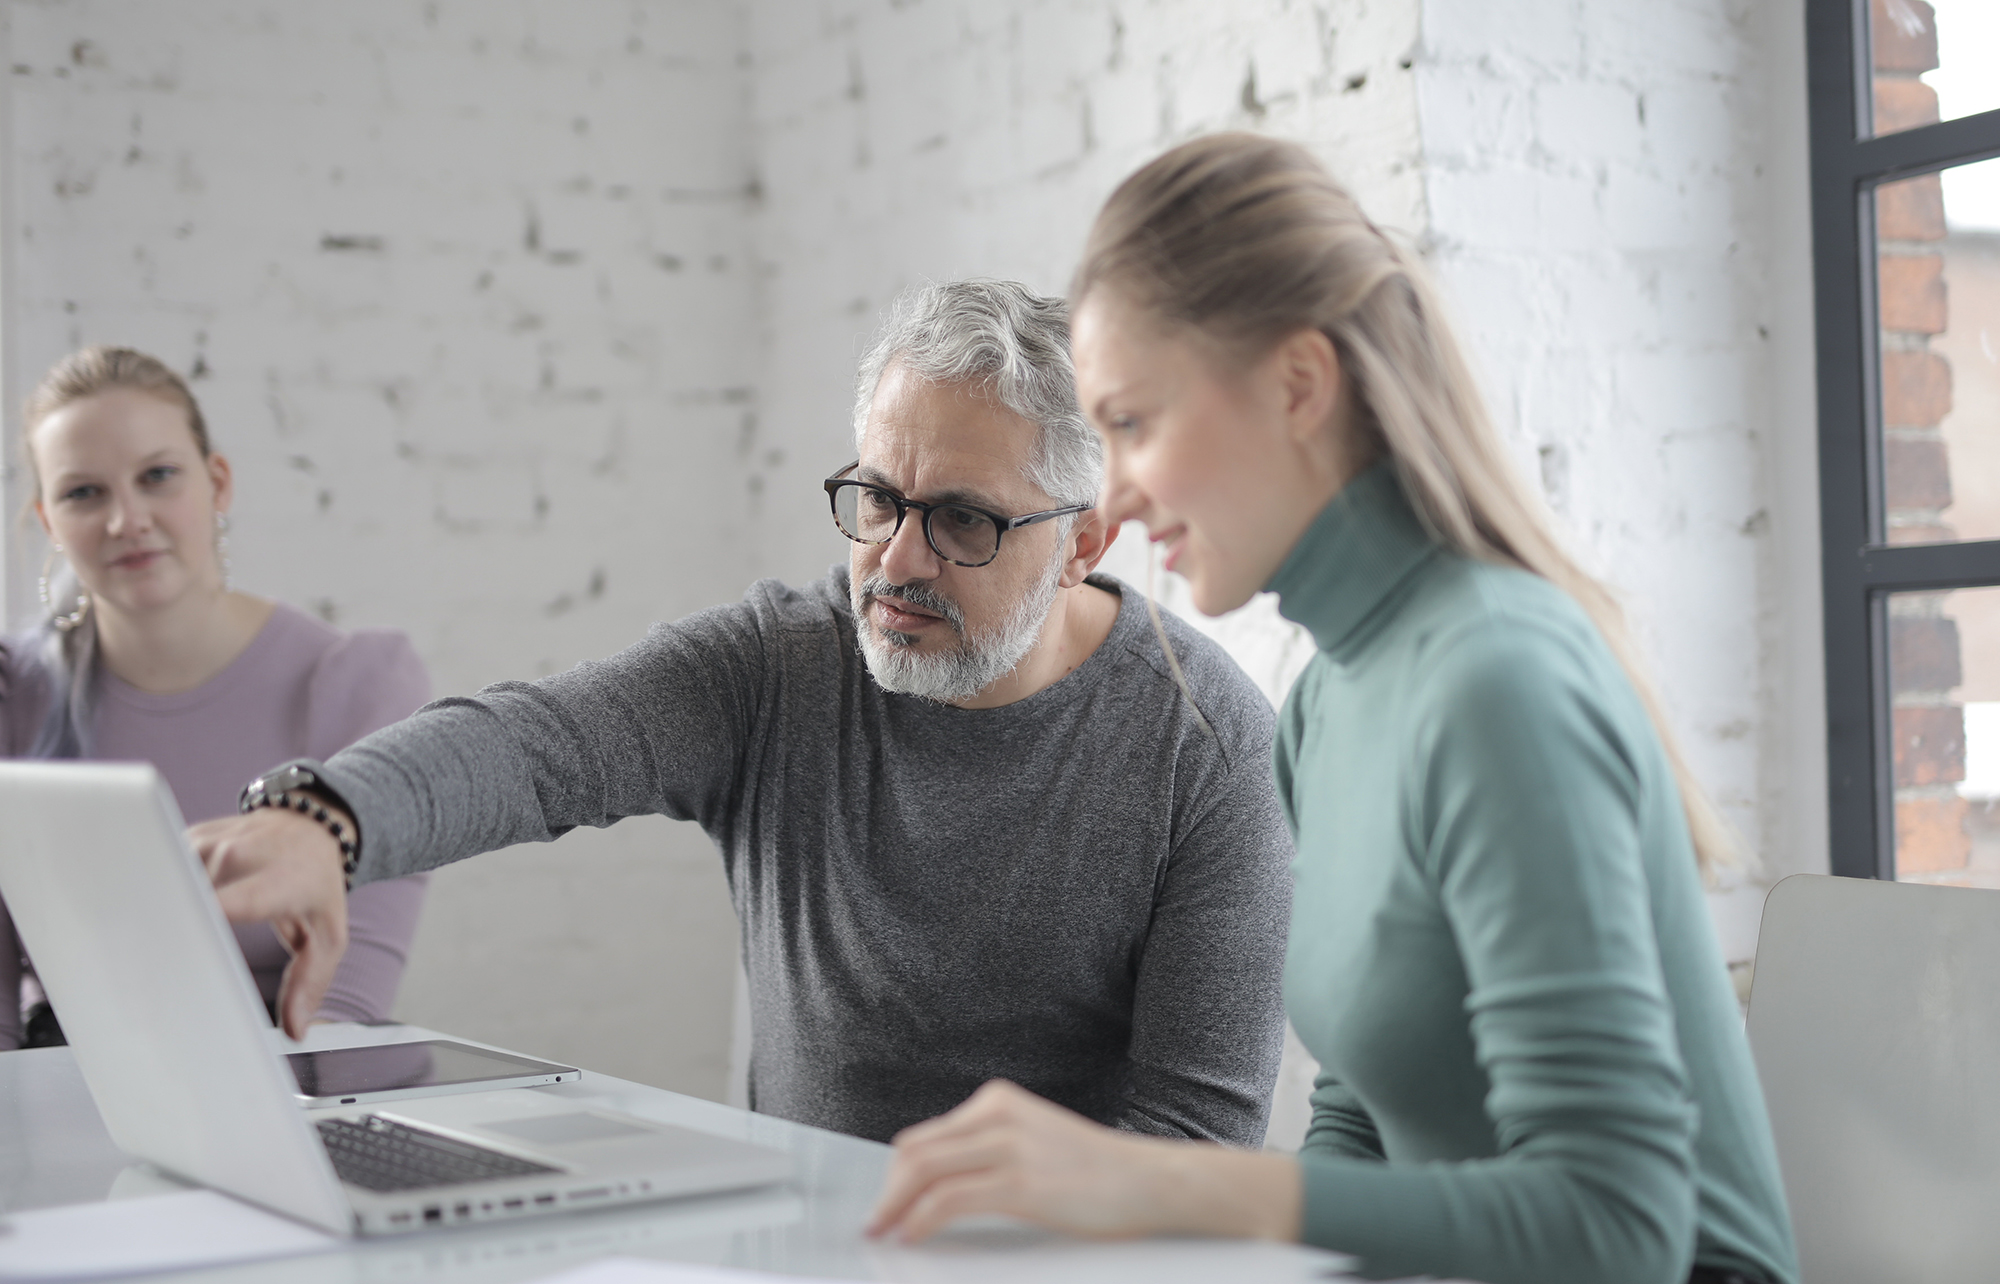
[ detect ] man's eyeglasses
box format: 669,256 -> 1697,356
823,463 -> 1091,568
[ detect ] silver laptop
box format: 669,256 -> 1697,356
0,761 -> 790,1237
1745,872 -> 2000,1284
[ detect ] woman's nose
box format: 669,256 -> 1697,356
1097,470 -> 1145,530
105,489 -> 149,538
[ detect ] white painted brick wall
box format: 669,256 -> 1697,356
2,0 -> 759,1098
744,0 -> 1427,595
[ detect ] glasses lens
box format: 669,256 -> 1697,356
928,505 -> 1001,565
835,484 -> 902,543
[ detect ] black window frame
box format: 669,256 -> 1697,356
1809,0 -> 2000,879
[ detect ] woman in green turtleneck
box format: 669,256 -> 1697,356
868,135 -> 1798,1284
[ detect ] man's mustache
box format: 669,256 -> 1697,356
858,573 -> 965,635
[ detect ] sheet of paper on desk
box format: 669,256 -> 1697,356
0,1189 -> 338,1280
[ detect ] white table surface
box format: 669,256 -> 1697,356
0,1023 -> 1359,1284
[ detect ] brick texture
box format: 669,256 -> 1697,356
1870,0 -> 1940,75
1891,613 -> 1963,693
1879,254 -> 1949,333
1884,437 -> 1954,511
1894,704 -> 1966,788
1882,349 -> 1955,427
1868,0 -> 1965,880
1877,173 -> 1946,241
1873,75 -> 1940,136
1897,796 -> 1971,873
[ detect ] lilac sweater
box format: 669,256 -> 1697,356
0,603 -> 430,1048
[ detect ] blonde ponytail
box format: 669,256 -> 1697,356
1076,133 -> 1741,877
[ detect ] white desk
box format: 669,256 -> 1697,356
0,1024 -> 1354,1284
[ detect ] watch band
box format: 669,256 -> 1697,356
239,767 -> 360,890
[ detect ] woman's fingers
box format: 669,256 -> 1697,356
871,1080 -> 1128,1241
886,1169 -> 1022,1244
868,1124 -> 1014,1234
872,1080 -> 1042,1228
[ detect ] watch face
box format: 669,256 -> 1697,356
249,765 -> 315,797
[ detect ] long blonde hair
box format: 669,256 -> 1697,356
1074,133 -> 1738,877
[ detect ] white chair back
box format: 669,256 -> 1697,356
1747,873 -> 2000,1284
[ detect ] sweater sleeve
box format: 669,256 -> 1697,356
302,629 -> 435,1022
1301,1069 -> 1387,1161
313,600 -> 765,884
1111,759 -> 1292,1145
1295,626 -> 1699,1284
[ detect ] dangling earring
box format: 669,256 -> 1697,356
215,511 -> 234,592
37,543 -> 60,610
39,543 -> 89,633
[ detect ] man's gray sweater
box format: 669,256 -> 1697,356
316,568 -> 1293,1144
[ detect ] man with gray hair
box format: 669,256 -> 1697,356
194,280 -> 1294,1147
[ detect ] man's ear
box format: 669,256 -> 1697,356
1059,510 -> 1118,588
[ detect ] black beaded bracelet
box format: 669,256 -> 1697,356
242,789 -> 360,891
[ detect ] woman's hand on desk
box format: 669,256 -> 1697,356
189,809 -> 351,1040
866,1079 -> 1302,1244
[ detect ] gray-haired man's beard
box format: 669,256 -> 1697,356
852,552 -> 1065,704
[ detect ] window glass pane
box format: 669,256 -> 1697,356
1870,0 -> 2000,137
1875,157 -> 2000,545
1891,585 -> 2000,885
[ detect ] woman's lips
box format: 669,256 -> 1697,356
1156,530 -> 1187,574
110,550 -> 165,571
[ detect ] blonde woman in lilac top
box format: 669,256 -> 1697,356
0,346 -> 429,1050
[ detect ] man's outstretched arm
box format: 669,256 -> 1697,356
196,601 -> 769,1036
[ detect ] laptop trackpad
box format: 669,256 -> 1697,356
481,1113 -> 653,1146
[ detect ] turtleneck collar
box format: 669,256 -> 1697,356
1265,461 -> 1439,659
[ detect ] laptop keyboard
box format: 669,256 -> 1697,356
317,1116 -> 561,1193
